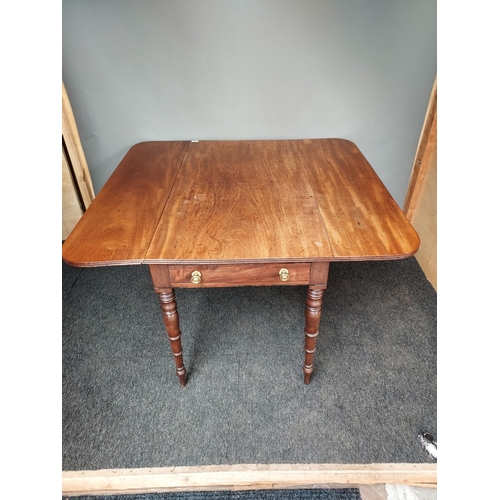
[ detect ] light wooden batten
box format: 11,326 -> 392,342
62,463 -> 437,496
62,82 -> 95,239
404,78 -> 437,290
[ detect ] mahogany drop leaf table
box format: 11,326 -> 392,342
62,139 -> 419,386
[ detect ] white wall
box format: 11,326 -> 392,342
62,0 -> 436,207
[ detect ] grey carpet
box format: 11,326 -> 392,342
66,488 -> 361,499
62,257 -> 437,471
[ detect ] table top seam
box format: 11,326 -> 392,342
142,141 -> 191,264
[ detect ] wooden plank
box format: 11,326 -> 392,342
145,140 -> 333,263
403,78 -> 437,290
62,141 -> 189,267
62,463 -> 437,496
403,78 -> 437,219
410,115 -> 437,290
62,82 -> 95,208
296,139 -> 420,260
62,146 -> 84,240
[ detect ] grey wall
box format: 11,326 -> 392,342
62,0 -> 436,207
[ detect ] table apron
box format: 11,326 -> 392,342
149,262 -> 329,290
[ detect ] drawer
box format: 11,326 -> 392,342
168,263 -> 312,287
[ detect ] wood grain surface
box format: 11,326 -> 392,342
296,139 -> 420,260
63,139 -> 419,267
145,140 -> 332,263
62,141 -> 188,266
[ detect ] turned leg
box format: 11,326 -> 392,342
157,289 -> 187,387
303,286 -> 325,385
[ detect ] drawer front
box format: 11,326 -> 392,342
168,263 -> 312,287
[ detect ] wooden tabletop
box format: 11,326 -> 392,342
62,139 -> 419,267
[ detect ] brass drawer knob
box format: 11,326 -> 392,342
279,268 -> 289,282
191,270 -> 202,284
